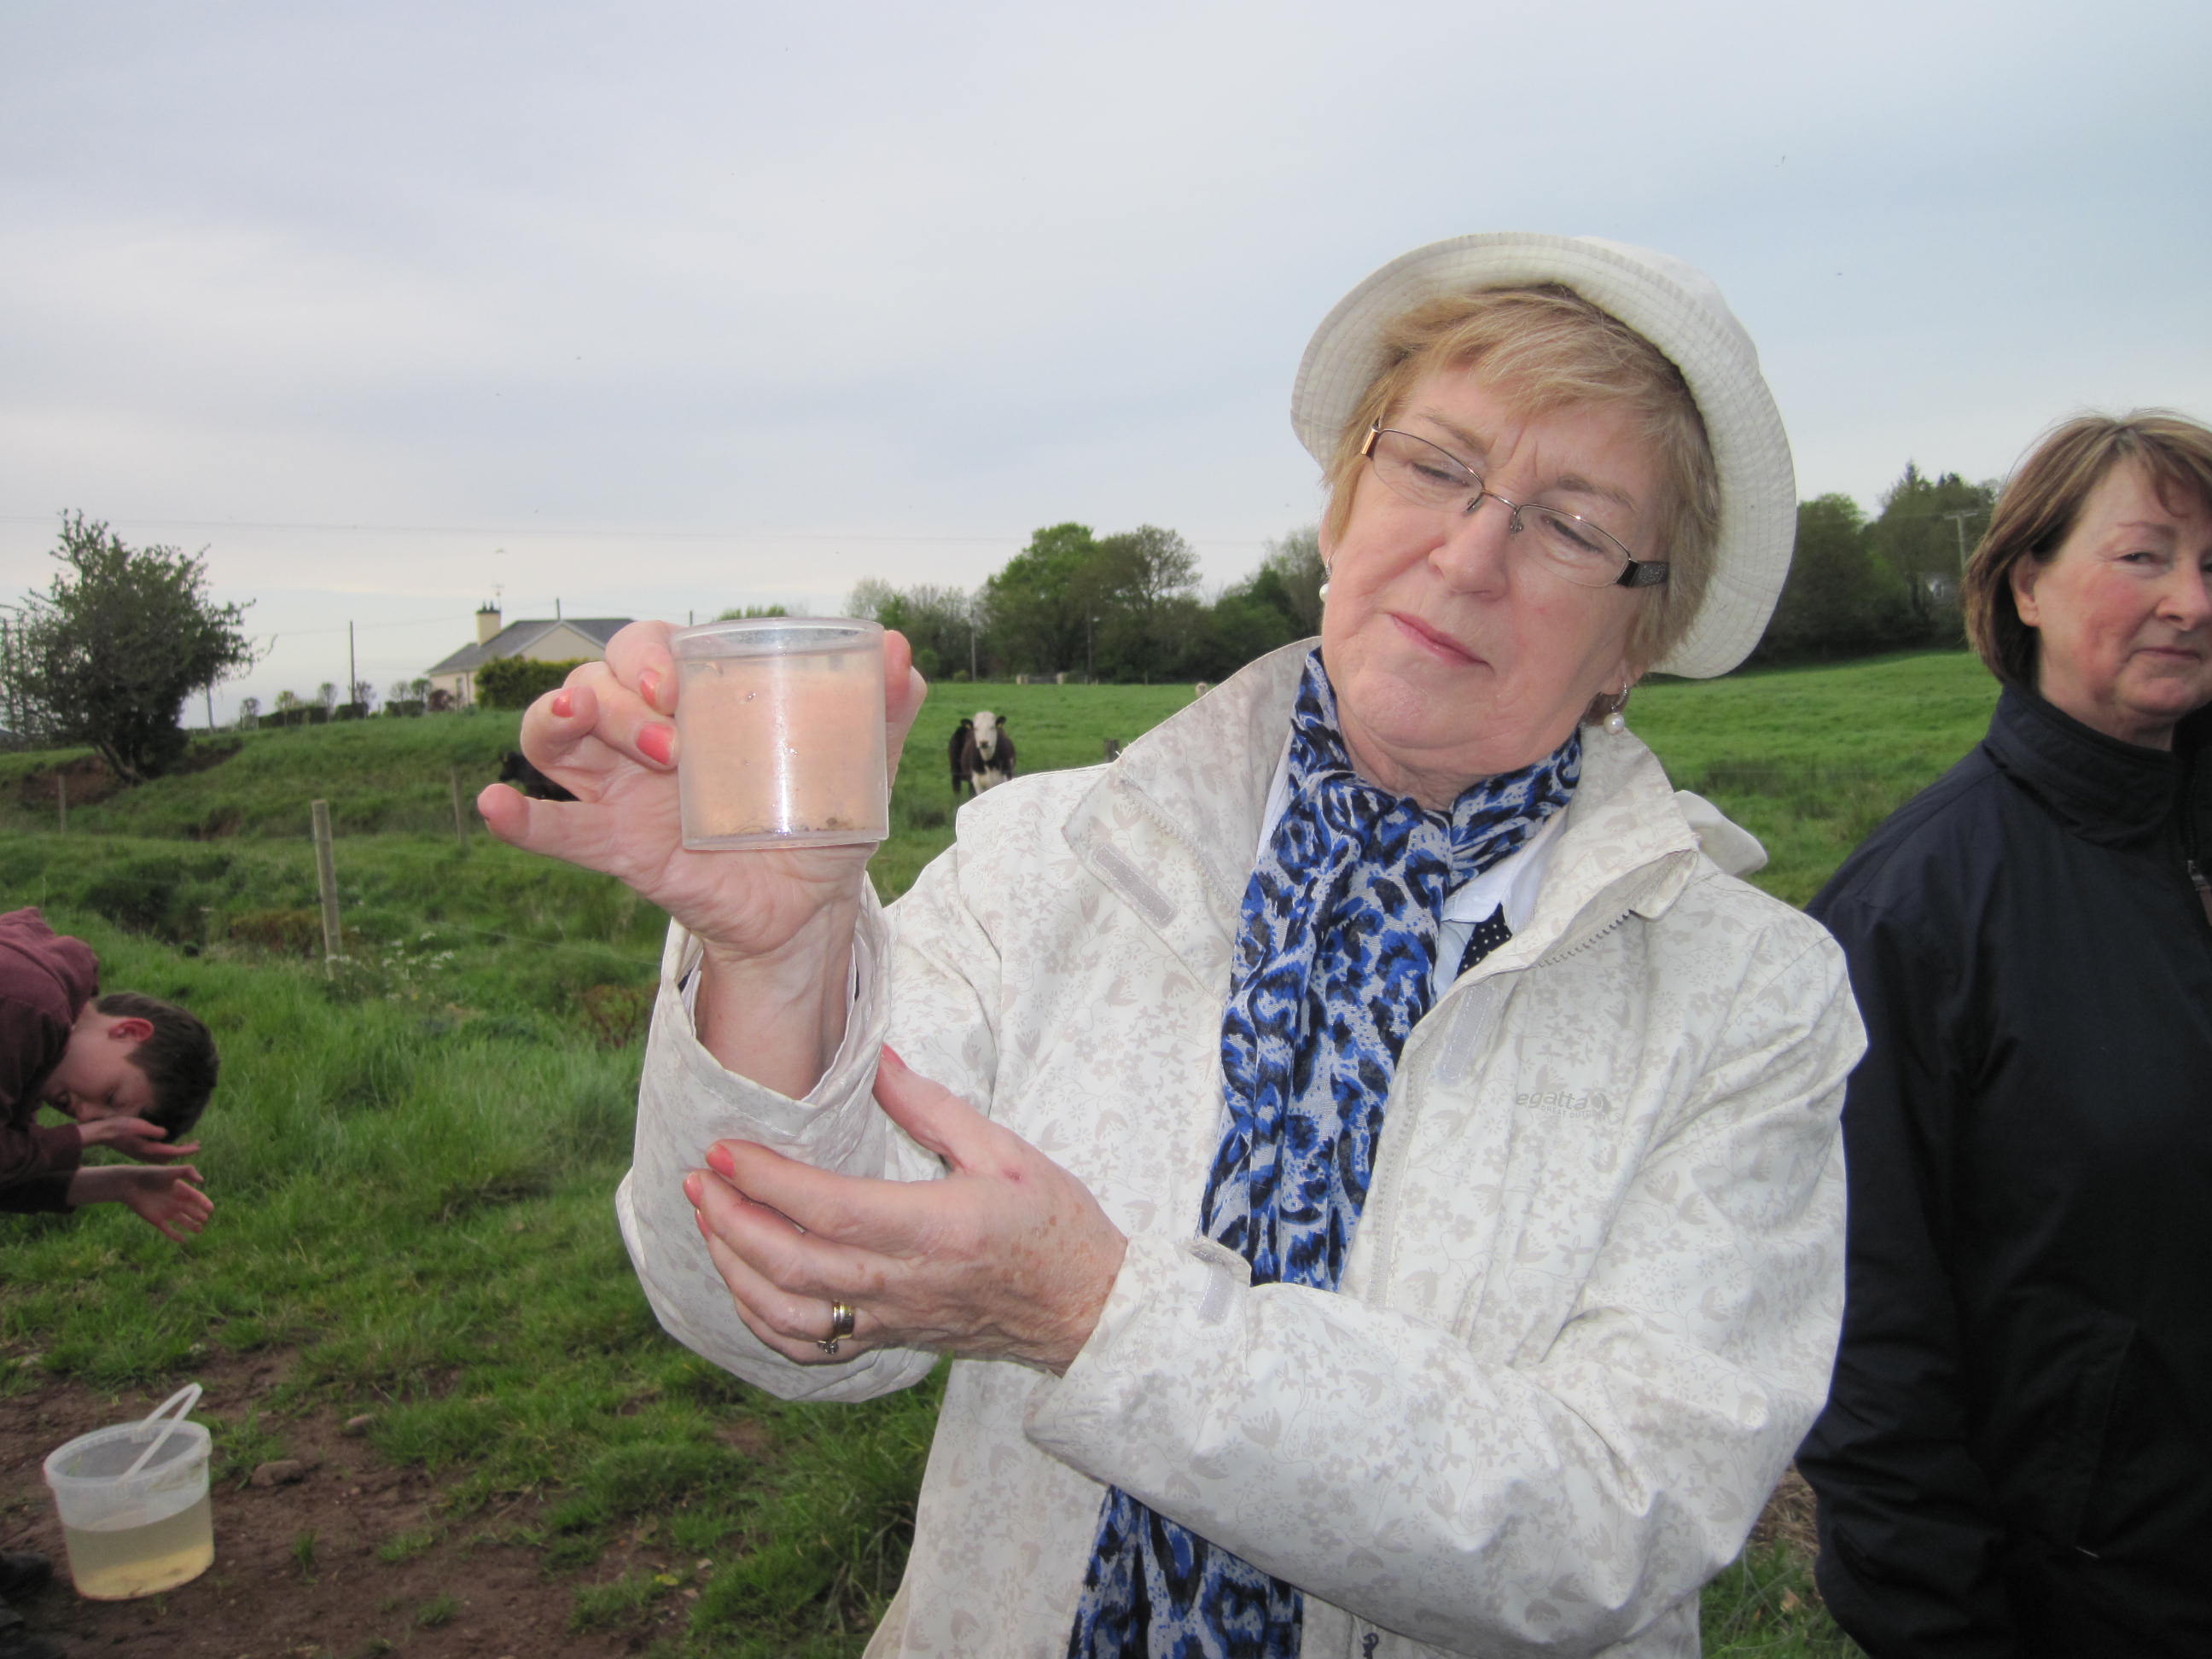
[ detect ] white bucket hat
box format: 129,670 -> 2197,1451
1291,232 -> 1795,679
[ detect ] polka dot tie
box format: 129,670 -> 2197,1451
1460,904 -> 1513,975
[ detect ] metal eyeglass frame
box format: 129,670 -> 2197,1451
1361,423 -> 1669,590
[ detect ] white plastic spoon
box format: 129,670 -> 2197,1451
119,1382 -> 203,1480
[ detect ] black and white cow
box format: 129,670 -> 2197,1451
957,711 -> 1016,795
498,750 -> 577,802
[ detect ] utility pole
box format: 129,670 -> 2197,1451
347,620 -> 358,712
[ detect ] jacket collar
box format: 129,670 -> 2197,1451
1983,684 -> 2203,851
1061,642 -> 1702,981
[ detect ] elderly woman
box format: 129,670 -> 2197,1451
486,233 -> 1860,1657
1797,413 -> 2212,1658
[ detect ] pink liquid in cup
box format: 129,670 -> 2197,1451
671,620 -> 888,851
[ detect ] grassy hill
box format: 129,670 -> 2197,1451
0,655 -> 1982,1652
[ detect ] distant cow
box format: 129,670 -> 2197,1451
948,718 -> 975,794
958,712 -> 1016,796
498,750 -> 576,802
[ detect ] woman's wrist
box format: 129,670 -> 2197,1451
1039,1227 -> 1130,1376
693,893 -> 867,1097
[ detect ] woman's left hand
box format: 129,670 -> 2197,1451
684,1047 -> 1129,1375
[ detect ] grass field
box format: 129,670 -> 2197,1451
1,652 -> 1994,1652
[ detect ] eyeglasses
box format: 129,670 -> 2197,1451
1360,423 -> 1668,590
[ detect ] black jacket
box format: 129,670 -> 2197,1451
1798,686 -> 2212,1658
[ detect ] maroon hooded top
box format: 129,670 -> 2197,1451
1,907 -> 98,1212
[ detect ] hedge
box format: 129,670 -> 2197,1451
475,656 -> 591,709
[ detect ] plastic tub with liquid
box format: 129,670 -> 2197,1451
44,1393 -> 213,1600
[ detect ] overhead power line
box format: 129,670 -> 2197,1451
0,514 -> 1269,548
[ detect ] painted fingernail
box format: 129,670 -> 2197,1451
881,1044 -> 905,1071
637,723 -> 674,767
683,1172 -> 703,1207
705,1143 -> 736,1178
638,668 -> 663,710
550,690 -> 574,718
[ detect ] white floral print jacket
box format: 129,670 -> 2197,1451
617,642 -> 1860,1658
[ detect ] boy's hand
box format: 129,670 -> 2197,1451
120,1167 -> 212,1242
67,1166 -> 212,1243
77,1117 -> 201,1161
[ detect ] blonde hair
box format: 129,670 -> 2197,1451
1964,410 -> 2212,686
1320,284 -> 1719,673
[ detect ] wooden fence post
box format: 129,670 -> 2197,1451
311,800 -> 342,979
56,773 -> 67,834
449,766 -> 469,851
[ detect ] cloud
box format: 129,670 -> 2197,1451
4,0 -> 2209,723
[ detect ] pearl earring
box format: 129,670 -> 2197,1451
1601,685 -> 1631,736
1318,580 -> 1330,602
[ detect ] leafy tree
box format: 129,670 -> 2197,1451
847,581 -> 977,683
714,604 -> 791,620
982,523 -> 1098,677
3,512 -> 258,781
1869,464 -> 1995,639
1191,589 -> 1304,679
1252,525 -> 1326,637
1088,526 -> 1202,679
846,579 -> 897,622
1755,495 -> 1912,662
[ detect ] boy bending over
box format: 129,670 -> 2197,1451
1,907 -> 217,1240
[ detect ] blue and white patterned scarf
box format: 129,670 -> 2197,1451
1068,650 -> 1580,1658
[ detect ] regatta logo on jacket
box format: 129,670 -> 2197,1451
1517,1088 -> 1611,1118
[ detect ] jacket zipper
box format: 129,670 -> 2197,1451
1530,907 -> 1634,970
2182,741 -> 2212,930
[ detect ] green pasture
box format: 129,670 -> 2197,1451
0,654 -> 1985,1651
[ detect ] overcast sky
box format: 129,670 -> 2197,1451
5,0 -> 2207,720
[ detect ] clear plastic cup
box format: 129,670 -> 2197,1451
670,618 -> 888,851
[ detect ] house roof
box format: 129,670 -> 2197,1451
426,618 -> 632,676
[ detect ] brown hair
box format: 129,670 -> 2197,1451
1965,410 -> 2212,686
97,991 -> 218,1138
1319,283 -> 1720,674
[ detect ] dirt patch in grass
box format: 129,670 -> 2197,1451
1751,1464 -> 1821,1559
0,1355 -> 703,1656
15,753 -> 125,809
14,740 -> 242,810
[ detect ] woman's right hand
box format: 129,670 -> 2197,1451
478,620 -> 927,967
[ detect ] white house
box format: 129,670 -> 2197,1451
426,605 -> 632,707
